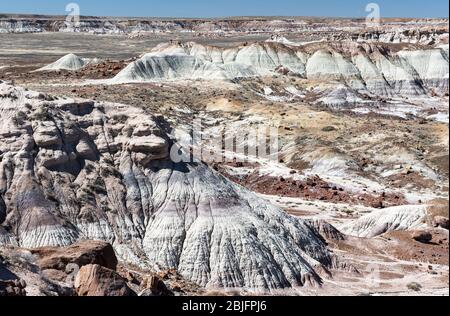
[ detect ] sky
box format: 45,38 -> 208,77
0,0 -> 448,18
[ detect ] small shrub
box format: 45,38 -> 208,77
322,126 -> 337,132
407,282 -> 422,292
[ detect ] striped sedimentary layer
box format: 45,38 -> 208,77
111,41 -> 449,97
0,82 -> 331,291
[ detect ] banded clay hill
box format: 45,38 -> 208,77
0,15 -> 448,296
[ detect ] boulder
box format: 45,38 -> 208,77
76,138 -> 98,160
37,149 -> 70,169
59,101 -> 94,116
434,216 -> 449,230
33,123 -> 62,148
139,276 -> 174,296
132,122 -> 161,137
30,240 -> 118,271
0,279 -> 27,297
74,264 -> 136,296
129,135 -> 169,166
412,231 -> 433,243
128,135 -> 169,156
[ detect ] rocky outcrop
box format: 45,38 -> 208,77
128,134 -> 170,166
0,82 -> 332,291
30,240 -> 118,271
74,264 -> 136,296
1,241 -> 163,296
0,251 -> 28,296
307,220 -> 346,242
329,29 -> 449,45
434,216 -> 449,230
139,275 -> 174,296
0,279 -> 27,296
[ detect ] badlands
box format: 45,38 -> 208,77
0,16 -> 449,296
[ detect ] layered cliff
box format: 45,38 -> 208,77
110,41 -> 449,97
0,16 -> 447,39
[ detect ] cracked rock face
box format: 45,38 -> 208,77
30,240 -> 118,271
75,264 -> 136,296
0,81 -> 332,291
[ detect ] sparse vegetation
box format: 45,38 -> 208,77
407,282 -> 423,292
322,126 -> 337,132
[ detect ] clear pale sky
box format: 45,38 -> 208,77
0,0 -> 448,18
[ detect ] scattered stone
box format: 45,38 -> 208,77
434,216 -> 449,230
412,231 -> 433,244
0,279 -> 27,297
322,126 -> 337,132
75,264 -> 136,296
30,241 -> 118,271
139,276 -> 174,296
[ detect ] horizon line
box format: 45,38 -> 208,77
0,12 -> 449,20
